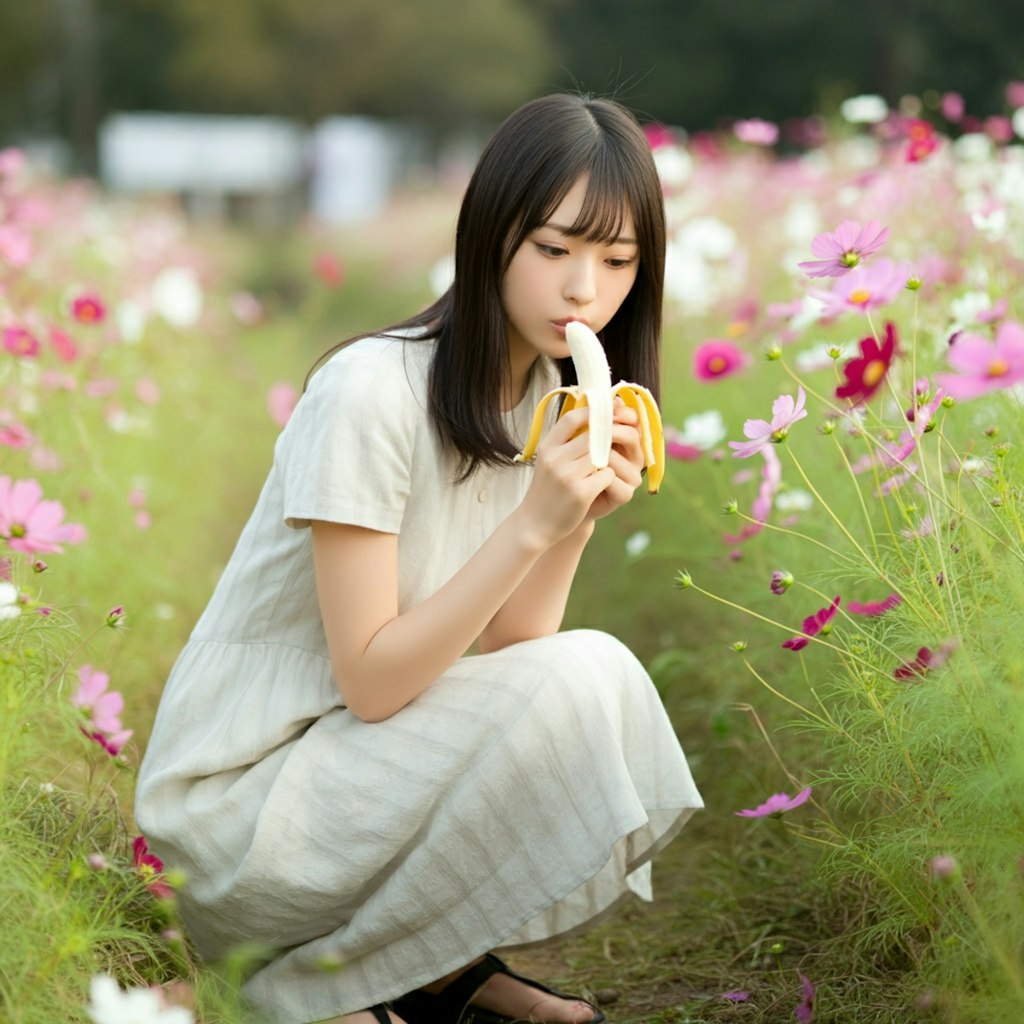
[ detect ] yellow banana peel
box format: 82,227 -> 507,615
514,321 -> 665,494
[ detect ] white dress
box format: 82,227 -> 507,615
135,334 -> 703,1023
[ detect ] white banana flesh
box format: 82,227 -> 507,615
514,320 -> 666,494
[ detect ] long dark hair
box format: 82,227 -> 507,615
310,92 -> 666,479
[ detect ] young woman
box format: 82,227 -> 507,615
136,92 -> 703,1024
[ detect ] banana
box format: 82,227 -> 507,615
514,320 -> 665,494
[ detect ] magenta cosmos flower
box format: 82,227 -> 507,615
3,326 -> 40,357
0,476 -> 87,554
70,293 -> 106,324
799,219 -> 889,278
795,973 -> 816,1023
836,322 -> 898,404
132,835 -> 174,899
935,320 -> 1024,400
783,596 -> 841,651
847,593 -> 901,616
729,387 -> 807,458
735,786 -> 812,818
815,258 -> 908,318
693,339 -> 748,381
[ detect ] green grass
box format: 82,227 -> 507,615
4,178 -> 1024,1023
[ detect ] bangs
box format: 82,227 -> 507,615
549,158 -> 634,244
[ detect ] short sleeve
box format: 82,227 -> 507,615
276,341 -> 420,532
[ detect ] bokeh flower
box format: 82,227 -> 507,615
0,580 -> 21,620
693,340 -> 748,381
71,293 -> 107,324
782,596 -> 841,651
733,118 -> 779,146
0,476 -> 88,554
836,322 -> 898,404
935,320 -> 1024,400
905,118 -> 939,162
267,381 -> 299,428
798,219 -> 889,278
3,326 -> 40,357
729,387 -> 807,458
735,786 -> 812,818
86,973 -> 193,1024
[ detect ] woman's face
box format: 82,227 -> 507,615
501,175 -> 640,378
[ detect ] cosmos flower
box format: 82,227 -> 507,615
0,476 -> 88,554
814,259 -> 908,318
133,836 -> 175,900
782,596 -> 841,651
847,594 -> 901,617
795,974 -> 816,1023
693,340 -> 748,381
905,118 -> 939,162
935,320 -> 1024,400
71,293 -> 107,324
729,388 -> 808,458
86,973 -> 193,1024
735,786 -> 812,818
798,219 -> 890,278
3,326 -> 40,357
733,118 -> 779,146
836,322 -> 898,404
770,570 -> 794,595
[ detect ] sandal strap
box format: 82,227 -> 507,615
369,1005 -> 392,1024
435,952 -> 509,1009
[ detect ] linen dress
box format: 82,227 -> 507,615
135,333 -> 703,1024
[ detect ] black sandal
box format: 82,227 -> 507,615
392,953 -> 606,1023
369,1006 -> 394,1024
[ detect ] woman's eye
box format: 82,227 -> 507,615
606,257 -> 636,269
535,243 -> 567,257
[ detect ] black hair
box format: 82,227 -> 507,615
310,92 -> 666,479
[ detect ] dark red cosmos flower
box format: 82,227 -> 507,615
836,321 -> 898,404
894,639 -> 958,680
782,596 -> 841,651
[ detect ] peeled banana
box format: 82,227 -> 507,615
515,321 -> 665,494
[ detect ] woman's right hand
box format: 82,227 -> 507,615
515,405 -> 617,548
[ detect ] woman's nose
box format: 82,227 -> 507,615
563,258 -> 597,304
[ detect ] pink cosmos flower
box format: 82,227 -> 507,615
798,219 -> 890,278
1007,81 -> 1024,109
693,340 -> 748,381
814,259 -> 908,318
735,786 -> 812,818
314,252 -> 345,287
0,476 -> 87,554
0,224 -> 32,266
48,326 -> 79,362
905,119 -> 939,162
729,388 -> 807,458
941,92 -> 965,122
0,420 -> 33,449
795,973 -> 816,1023
835,322 -> 898,404
847,593 -> 901,617
72,665 -> 125,735
71,293 -> 106,324
935,320 -> 1024,400
3,326 -> 40,357
734,118 -> 779,146
782,596 -> 841,651
132,836 -> 174,900
267,381 -> 299,427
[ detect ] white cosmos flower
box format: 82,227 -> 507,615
0,581 -> 21,620
840,94 -> 889,124
86,975 -> 194,1024
676,409 -> 727,450
151,267 -> 203,328
775,488 -> 814,512
625,530 -> 651,557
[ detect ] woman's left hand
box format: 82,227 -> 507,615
584,399 -> 645,522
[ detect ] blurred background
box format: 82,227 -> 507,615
2,0 -> 1022,227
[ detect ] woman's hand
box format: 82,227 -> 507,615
583,398 -> 645,522
515,404 -> 618,548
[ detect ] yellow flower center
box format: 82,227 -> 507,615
840,251 -> 861,268
987,359 -> 1009,378
725,320 -> 749,337
708,355 -> 728,373
849,288 -> 872,306
862,359 -> 887,387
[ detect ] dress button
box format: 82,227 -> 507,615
477,489 -> 488,503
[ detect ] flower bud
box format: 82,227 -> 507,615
106,605 -> 126,628
676,570 -> 693,590
770,570 -> 794,595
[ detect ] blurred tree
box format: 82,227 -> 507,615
164,0 -> 553,127
531,0 -> 1024,130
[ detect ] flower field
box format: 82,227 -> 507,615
3,86 -> 1024,1022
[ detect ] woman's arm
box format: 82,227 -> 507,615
312,406 -> 615,722
478,400 -> 645,652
